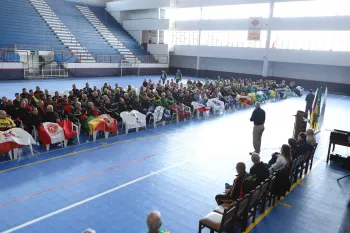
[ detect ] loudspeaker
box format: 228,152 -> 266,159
293,110 -> 307,139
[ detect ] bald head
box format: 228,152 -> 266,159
255,102 -> 261,108
146,211 -> 162,233
251,153 -> 260,164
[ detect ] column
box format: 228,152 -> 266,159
196,56 -> 200,77
262,0 -> 275,77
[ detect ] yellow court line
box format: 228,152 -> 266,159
0,134 -> 166,174
279,202 -> 292,208
244,155 -> 325,233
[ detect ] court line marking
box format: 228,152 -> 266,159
0,146 -> 182,209
244,154 -> 326,233
0,131 -> 166,166
1,158 -> 193,233
0,134 -> 166,174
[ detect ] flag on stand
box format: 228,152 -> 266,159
318,87 -> 328,131
309,87 -> 322,131
88,114 -> 117,135
0,128 -> 36,154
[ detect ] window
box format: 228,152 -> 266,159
200,31 -> 266,48
202,3 -> 269,20
165,7 -> 201,21
270,31 -> 350,52
171,31 -> 200,45
274,0 -> 350,18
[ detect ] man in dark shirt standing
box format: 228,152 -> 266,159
250,102 -> 265,154
305,89 -> 315,117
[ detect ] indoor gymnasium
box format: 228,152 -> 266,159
0,0 -> 349,233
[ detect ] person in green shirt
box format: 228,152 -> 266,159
145,211 -> 170,233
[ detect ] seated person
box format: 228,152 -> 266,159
269,144 -> 292,172
86,102 -> 100,117
28,107 -> 42,131
215,162 -> 252,205
306,128 -> 316,146
288,138 -> 297,159
6,100 -> 17,119
117,98 -> 128,113
293,132 -> 314,160
250,153 -> 269,187
0,110 -> 16,131
145,211 -> 169,233
43,105 -> 60,123
13,93 -> 21,107
0,96 -> 8,110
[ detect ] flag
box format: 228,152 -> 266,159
318,87 -> 328,130
0,128 -> 36,154
310,87 -> 322,131
58,119 -> 77,140
39,122 -> 65,146
88,114 -> 117,135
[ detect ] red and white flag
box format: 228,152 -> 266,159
0,128 -> 36,154
39,122 -> 65,146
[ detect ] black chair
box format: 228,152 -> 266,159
307,143 -> 318,172
245,185 -> 262,226
266,175 -> 277,207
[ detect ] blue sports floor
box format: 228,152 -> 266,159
0,76 -> 349,233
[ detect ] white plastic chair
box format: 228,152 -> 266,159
146,106 -> 166,128
63,123 -> 80,147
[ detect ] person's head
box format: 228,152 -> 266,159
251,153 -> 260,164
20,101 -> 26,108
309,89 -> 313,93
7,100 -> 13,105
281,144 -> 292,164
161,92 -> 166,98
135,97 -> 140,102
124,93 -> 129,99
288,138 -> 297,148
38,100 -> 44,107
22,88 -> 27,93
36,86 -> 40,91
146,211 -> 162,233
119,98 -> 125,104
15,93 -> 20,99
47,105 -> 54,112
93,91 -> 98,97
82,229 -> 96,233
86,83 -> 89,88
55,91 -> 59,97
87,102 -> 93,109
1,96 -> 7,103
306,128 -> 315,137
82,94 -> 88,100
0,110 -> 6,119
236,162 -> 246,173
29,89 -> 34,95
72,84 -> 76,89
32,107 -> 38,115
255,102 -> 261,108
298,132 -> 307,141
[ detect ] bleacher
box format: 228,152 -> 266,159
89,6 -> 148,56
0,0 -> 68,53
44,0 -> 118,56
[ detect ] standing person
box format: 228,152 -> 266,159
175,70 -> 182,84
250,102 -> 265,154
305,89 -> 315,117
160,70 -> 167,85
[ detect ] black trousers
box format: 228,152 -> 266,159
305,106 -> 312,117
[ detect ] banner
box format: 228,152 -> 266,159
310,87 -> 322,131
88,114 -> 117,135
248,17 -> 262,41
318,87 -> 328,131
0,128 -> 36,154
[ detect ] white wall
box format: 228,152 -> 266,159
170,55 -> 197,69
120,9 -> 159,21
106,0 -> 170,11
129,30 -> 142,44
123,19 -> 169,31
174,45 -> 266,61
175,19 -> 268,31
268,62 -> 350,84
147,44 -> 169,55
66,0 -> 107,6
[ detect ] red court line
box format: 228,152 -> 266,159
0,153 -> 159,208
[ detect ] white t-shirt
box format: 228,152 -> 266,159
269,155 -> 287,171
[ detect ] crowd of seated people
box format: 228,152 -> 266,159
216,130 -> 316,207
0,75 -> 302,135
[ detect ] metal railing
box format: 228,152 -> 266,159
24,62 -> 68,79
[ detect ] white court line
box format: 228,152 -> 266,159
337,96 -> 347,100
1,159 -> 193,233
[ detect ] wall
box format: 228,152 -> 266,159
147,44 -> 169,55
120,9 -> 159,21
106,0 -> 170,11
123,19 -> 169,31
66,0 -> 107,6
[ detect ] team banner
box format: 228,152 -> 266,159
248,17 -> 262,41
318,87 -> 328,131
88,114 -> 117,135
310,87 -> 322,131
0,128 -> 36,154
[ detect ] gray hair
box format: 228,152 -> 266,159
146,211 -> 162,232
251,153 -> 260,163
47,105 -> 53,111
82,229 -> 96,233
255,102 -> 261,108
